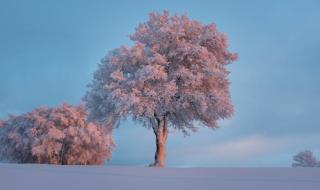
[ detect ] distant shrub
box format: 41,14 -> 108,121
292,150 -> 318,167
0,103 -> 114,165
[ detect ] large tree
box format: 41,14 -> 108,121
84,11 -> 238,167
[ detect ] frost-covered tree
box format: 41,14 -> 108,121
84,11 -> 238,167
292,150 -> 318,167
0,103 -> 114,165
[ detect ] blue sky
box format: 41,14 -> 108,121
0,0 -> 319,167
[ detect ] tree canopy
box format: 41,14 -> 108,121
85,11 -> 238,134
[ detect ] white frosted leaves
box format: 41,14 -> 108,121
84,11 -> 238,133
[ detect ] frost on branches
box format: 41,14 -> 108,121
0,103 -> 114,165
84,11 -> 238,167
292,150 -> 318,167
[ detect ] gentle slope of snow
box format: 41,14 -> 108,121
0,164 -> 319,190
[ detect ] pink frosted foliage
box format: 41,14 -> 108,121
0,103 -> 114,165
84,11 -> 238,133
292,150 -> 318,167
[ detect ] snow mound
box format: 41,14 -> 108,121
0,164 -> 319,190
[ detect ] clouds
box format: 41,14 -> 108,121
200,134 -> 320,159
111,120 -> 320,167
166,133 -> 320,167
205,135 -> 286,159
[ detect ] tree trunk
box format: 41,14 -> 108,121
150,115 -> 169,167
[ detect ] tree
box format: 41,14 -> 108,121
84,11 -> 238,167
0,103 -> 114,165
292,150 -> 318,167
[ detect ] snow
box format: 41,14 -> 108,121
0,164 -> 319,190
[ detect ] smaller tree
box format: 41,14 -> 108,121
292,150 -> 318,167
0,103 -> 114,165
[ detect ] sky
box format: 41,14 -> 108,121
0,0 -> 320,167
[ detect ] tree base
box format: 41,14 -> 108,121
149,162 -> 165,168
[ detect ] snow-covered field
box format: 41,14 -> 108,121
0,164 -> 319,190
